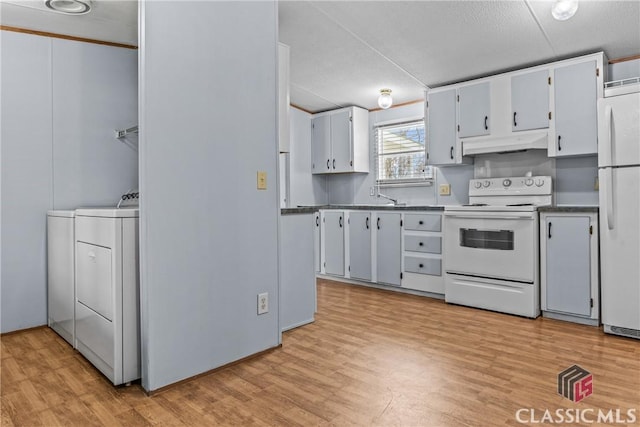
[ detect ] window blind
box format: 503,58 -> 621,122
375,120 -> 432,184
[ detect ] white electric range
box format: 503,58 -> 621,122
443,176 -> 552,318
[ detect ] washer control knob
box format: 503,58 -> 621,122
474,181 -> 482,189
535,178 -> 545,187
503,179 -> 512,187
483,180 -> 491,188
525,178 -> 534,186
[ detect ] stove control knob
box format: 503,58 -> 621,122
483,180 -> 491,188
525,178 -> 534,186
503,179 -> 512,187
535,178 -> 545,187
474,181 -> 482,189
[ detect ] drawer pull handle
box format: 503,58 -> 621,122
419,263 -> 424,268
419,242 -> 424,246
419,220 -> 424,225
365,217 -> 369,229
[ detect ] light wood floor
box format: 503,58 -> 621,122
2,279 -> 639,426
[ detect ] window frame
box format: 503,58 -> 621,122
374,119 -> 433,186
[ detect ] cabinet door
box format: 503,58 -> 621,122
376,213 -> 401,286
544,216 -> 591,316
458,82 -> 490,138
349,212 -> 372,281
323,211 -> 344,276
511,69 -> 550,132
330,110 -> 352,173
427,89 -> 458,165
314,212 -> 321,273
311,115 -> 331,174
553,61 -> 598,157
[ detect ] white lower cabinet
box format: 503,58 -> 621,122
321,210 -> 345,276
540,212 -> 599,325
401,213 -> 444,294
348,212 -> 372,282
314,212 -> 321,273
375,212 -> 402,286
318,209 -> 444,296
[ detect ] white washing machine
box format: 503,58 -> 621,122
47,210 -> 76,346
74,197 -> 139,386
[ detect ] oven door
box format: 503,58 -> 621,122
443,210 -> 538,283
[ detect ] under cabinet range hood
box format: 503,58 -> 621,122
462,132 -> 549,156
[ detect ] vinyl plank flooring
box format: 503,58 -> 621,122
2,278 -> 639,426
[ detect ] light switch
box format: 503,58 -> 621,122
257,171 -> 267,190
439,184 -> 451,196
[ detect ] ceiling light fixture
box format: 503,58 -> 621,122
551,0 -> 578,21
378,89 -> 393,110
44,0 -> 92,15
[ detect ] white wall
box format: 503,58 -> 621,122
1,31 -> 53,333
139,0 -> 280,391
0,31 -> 138,333
52,39 -> 138,209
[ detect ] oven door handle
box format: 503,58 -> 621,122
445,214 -> 535,220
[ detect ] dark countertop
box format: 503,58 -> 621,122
538,206 -> 599,213
281,207 -> 318,215
281,205 -> 445,215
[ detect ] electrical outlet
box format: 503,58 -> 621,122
370,186 -> 375,196
257,292 -> 268,315
439,184 -> 451,196
594,176 -> 599,191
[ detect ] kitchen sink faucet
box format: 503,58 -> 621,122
377,191 -> 398,205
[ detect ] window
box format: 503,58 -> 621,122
376,120 -> 432,184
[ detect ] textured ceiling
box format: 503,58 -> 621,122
0,0 -> 137,45
1,1 -> 639,113
279,0 -> 640,112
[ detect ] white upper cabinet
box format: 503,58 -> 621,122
311,114 -> 331,173
511,69 -> 550,132
458,82 -> 490,138
424,52 -> 604,160
550,60 -> 599,157
427,89 -> 466,165
330,109 -> 352,173
311,106 -> 369,174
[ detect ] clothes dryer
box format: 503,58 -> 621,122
74,205 -> 139,385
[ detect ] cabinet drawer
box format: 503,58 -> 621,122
404,214 -> 441,231
404,235 -> 441,254
404,256 -> 441,276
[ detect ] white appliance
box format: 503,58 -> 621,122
444,176 -> 552,318
47,210 -> 76,346
74,190 -> 140,385
598,80 -> 640,339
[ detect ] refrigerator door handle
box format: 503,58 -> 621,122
604,105 -> 613,165
606,168 -> 615,230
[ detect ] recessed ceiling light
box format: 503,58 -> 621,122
44,0 -> 92,15
551,0 -> 578,21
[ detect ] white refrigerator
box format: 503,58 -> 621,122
598,82 -> 640,339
